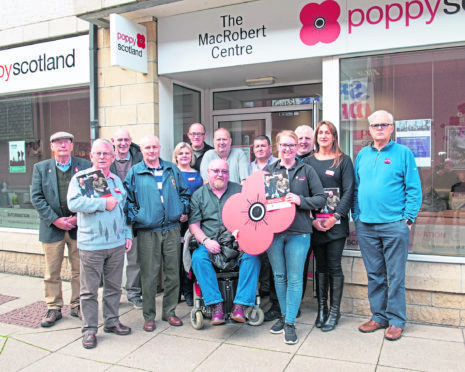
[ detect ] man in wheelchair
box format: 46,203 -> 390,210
189,159 -> 260,325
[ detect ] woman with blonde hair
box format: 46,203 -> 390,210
172,142 -> 203,305
265,130 -> 326,344
305,120 -> 354,332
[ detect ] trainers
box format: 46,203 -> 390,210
70,305 -> 82,319
210,302 -> 225,325
231,303 -> 246,323
129,298 -> 143,310
41,309 -> 62,328
284,323 -> 298,345
270,317 -> 285,334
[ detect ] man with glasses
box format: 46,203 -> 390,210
189,159 -> 260,325
187,123 -> 213,171
354,110 -> 422,341
124,135 -> 190,331
68,139 -> 133,349
110,129 -> 143,310
200,128 -> 250,184
31,132 -> 91,327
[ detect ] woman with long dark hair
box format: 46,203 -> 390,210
305,120 -> 354,332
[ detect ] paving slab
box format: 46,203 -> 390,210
197,343 -> 293,372
379,336 -> 465,372
12,327 -> 82,352
287,355 -> 376,372
118,333 -> 220,371
298,316 -> 384,364
164,317 -> 243,342
21,352 -> 110,372
406,322 -> 465,342
0,336 -> 50,371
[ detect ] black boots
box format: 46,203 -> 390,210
314,272 -> 329,328
322,275 -> 344,332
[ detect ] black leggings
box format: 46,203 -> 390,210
312,237 -> 346,277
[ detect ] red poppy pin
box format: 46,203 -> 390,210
222,171 -> 295,255
384,158 -> 391,164
74,167 -> 79,173
114,188 -> 121,193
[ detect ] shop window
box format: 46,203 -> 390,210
213,84 -> 322,111
340,47 -> 465,257
0,88 -> 90,230
173,84 -> 201,144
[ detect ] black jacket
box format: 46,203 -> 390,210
192,142 -> 214,171
110,143 -> 143,177
265,160 -> 326,234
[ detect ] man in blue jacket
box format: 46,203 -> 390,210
353,110 -> 422,341
124,135 -> 190,332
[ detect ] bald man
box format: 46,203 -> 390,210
110,129 -> 143,309
124,135 -> 190,331
200,128 -> 250,184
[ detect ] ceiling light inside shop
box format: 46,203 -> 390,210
245,76 -> 276,86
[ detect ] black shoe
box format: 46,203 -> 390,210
128,298 -> 143,310
103,322 -> 131,335
82,332 -> 97,349
70,305 -> 82,319
270,317 -> 285,334
284,323 -> 298,345
185,295 -> 194,307
264,308 -> 281,322
41,309 -> 62,328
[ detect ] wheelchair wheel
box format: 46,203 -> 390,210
245,307 -> 264,326
191,309 -> 204,330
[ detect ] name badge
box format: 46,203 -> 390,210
325,170 -> 334,176
188,177 -> 196,182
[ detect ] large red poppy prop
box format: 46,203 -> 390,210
222,171 -> 296,255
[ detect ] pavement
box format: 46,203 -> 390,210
0,272 -> 464,372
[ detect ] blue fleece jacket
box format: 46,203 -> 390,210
352,140 -> 422,223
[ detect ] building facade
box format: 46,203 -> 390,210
1,0 -> 464,325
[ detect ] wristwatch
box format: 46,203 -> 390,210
333,213 -> 341,221
404,219 -> 413,226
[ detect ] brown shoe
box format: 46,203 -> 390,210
82,332 -> 97,349
41,309 -> 62,328
162,315 -> 183,327
358,319 -> 388,333
104,321 -> 131,335
143,320 -> 156,332
70,305 -> 82,320
385,325 -> 403,341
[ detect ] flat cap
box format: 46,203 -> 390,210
50,131 -> 74,143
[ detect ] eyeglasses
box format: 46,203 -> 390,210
92,152 -> 112,157
279,144 -> 297,149
189,132 -> 205,137
369,123 -> 393,129
209,169 -> 229,175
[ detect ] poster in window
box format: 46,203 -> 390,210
395,119 -> 431,167
446,126 -> 465,170
9,141 -> 26,173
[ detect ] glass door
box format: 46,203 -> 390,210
214,113 -> 271,162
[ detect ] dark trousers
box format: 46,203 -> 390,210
313,237 -> 346,276
79,246 -> 125,334
125,236 -> 142,301
138,226 -> 180,321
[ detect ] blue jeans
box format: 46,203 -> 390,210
356,220 -> 410,328
267,232 -> 310,324
191,245 -> 260,306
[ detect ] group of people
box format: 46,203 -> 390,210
30,109 -> 422,348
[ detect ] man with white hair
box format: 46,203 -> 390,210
68,139 -> 133,349
295,125 -> 315,161
354,110 -> 422,341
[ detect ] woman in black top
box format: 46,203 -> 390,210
265,130 -> 326,344
305,120 -> 354,332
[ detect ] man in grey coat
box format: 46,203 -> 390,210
31,131 -> 92,327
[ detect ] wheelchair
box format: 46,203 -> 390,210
183,230 -> 265,330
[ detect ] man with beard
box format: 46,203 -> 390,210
189,159 -> 260,325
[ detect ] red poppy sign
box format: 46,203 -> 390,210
222,171 -> 295,255
300,0 -> 341,46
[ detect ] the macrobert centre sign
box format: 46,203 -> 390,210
158,0 -> 465,75
0,35 -> 89,95
110,14 -> 148,74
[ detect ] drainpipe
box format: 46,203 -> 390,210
89,24 -> 99,141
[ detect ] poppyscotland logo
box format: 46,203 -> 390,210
300,0 -> 341,46
137,34 -> 146,49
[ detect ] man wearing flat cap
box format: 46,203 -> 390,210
31,131 -> 92,327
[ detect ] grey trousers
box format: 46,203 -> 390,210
125,237 -> 142,300
79,245 -> 125,334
